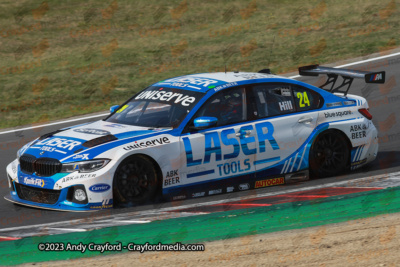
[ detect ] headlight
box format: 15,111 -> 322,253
61,159 -> 110,173
16,149 -> 21,163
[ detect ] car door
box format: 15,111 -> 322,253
178,86 -> 256,195
249,83 -> 323,179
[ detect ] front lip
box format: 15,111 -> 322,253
4,193 -> 97,212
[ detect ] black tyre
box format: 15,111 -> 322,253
113,155 -> 159,207
309,130 -> 350,178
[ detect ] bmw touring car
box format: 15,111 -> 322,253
5,65 -> 385,211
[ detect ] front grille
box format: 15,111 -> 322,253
15,183 -> 60,204
20,154 -> 61,177
20,154 -> 35,174
33,158 -> 62,176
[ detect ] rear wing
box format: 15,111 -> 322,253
299,64 -> 385,96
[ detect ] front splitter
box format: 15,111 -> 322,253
4,195 -> 96,212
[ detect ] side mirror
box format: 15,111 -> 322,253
193,117 -> 218,130
110,105 -> 119,113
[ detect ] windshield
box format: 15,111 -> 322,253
106,86 -> 205,128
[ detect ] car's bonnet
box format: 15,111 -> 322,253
21,120 -> 164,161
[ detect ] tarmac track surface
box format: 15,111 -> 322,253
1,52 -> 400,236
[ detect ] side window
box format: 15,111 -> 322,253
194,87 -> 246,127
293,86 -> 323,111
252,84 -> 295,118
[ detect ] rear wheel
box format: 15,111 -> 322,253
309,130 -> 350,178
113,155 -> 158,207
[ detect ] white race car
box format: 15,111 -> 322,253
5,65 -> 385,211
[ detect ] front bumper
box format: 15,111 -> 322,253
5,183 -> 112,212
5,159 -> 114,212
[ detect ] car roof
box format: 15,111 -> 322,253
153,72 -> 293,93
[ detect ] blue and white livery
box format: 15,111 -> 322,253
5,65 -> 384,211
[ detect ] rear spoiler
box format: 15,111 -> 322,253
299,64 -> 385,95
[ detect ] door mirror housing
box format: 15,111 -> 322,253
110,105 -> 119,113
193,117 -> 218,130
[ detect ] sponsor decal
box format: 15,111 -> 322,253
184,121 -> 279,167
23,177 -> 44,187
173,195 -> 186,200
209,189 -> 222,195
116,105 -> 129,113
135,90 -> 196,106
192,192 -> 205,198
324,110 -> 352,118
214,82 -> 238,92
351,158 -> 367,167
367,72 -> 384,82
233,73 -> 269,79
36,146 -> 64,153
255,177 -> 284,188
90,204 -> 112,209
89,183 -> 110,192
73,128 -> 111,135
166,170 -> 178,176
326,102 -> 343,107
72,154 -> 89,160
159,76 -> 221,90
227,186 -> 234,192
102,199 -> 112,205
344,100 -> 356,105
123,137 -> 170,150
278,101 -> 294,111
238,183 -> 250,191
62,173 -> 96,183
105,123 -> 127,128
350,124 -> 368,131
281,87 -> 291,96
164,170 -> 180,186
350,124 -> 368,139
36,138 -> 82,151
217,159 -> 251,176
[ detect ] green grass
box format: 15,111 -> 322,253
1,186 -> 400,265
0,0 -> 399,128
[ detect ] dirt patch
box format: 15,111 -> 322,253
22,211 -> 400,266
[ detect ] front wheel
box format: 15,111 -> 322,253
113,155 -> 159,207
309,130 -> 350,178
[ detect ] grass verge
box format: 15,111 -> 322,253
1,186 -> 400,265
0,0 -> 399,128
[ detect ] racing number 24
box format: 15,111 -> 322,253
297,92 -> 310,107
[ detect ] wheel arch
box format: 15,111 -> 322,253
324,128 -> 353,151
112,153 -> 164,205
309,128 -> 353,178
135,153 -> 164,193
